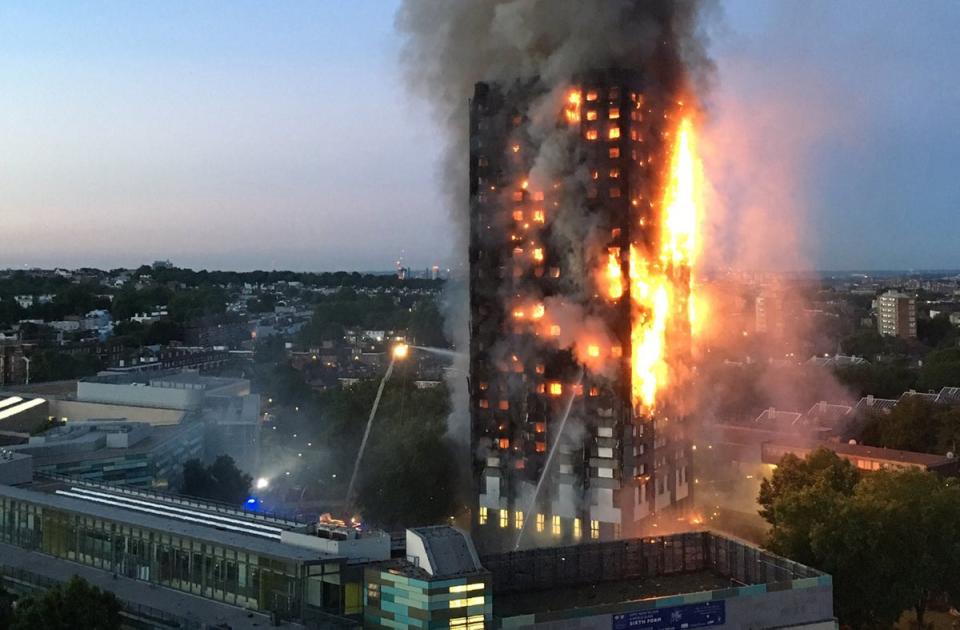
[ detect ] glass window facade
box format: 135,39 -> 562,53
0,495 -> 333,620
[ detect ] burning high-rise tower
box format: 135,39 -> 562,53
468,68 -> 702,551
395,0 -> 710,553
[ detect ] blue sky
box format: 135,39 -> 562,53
1,1 -> 958,271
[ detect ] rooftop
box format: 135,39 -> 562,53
482,532 -> 829,622
0,479 -> 328,563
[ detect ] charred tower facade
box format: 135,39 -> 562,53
469,69 -> 695,552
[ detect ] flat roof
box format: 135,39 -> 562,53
22,423 -> 199,466
494,571 -> 732,618
0,482 -> 332,563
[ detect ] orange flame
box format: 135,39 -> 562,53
629,114 -> 702,414
565,90 -> 582,124
606,248 -> 624,299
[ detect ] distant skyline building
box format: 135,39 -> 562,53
876,290 -> 916,339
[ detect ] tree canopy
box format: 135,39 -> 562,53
8,576 -> 122,630
759,448 -> 960,627
179,455 -> 252,506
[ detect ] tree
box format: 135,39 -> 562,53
179,456 -> 252,505
0,582 -> 14,629
917,313 -> 957,348
759,450 -> 960,628
758,448 -> 860,566
918,347 -> 960,392
811,470 -> 960,627
857,396 -> 960,455
10,576 -> 122,630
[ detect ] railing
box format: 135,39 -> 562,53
35,471 -> 304,528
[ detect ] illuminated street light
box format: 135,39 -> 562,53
392,343 -> 409,360
255,477 -> 269,490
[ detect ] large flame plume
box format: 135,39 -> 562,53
631,113 -> 703,414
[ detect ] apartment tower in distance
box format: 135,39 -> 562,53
877,290 -> 917,339
468,69 -> 695,552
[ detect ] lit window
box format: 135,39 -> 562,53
552,515 -> 561,536
479,507 -> 488,525
609,168 -> 620,179
479,382 -> 488,391
589,386 -> 599,397
613,523 -> 621,539
533,209 -> 545,223
535,363 -> 545,374
549,382 -> 562,396
590,519 -> 600,539
512,191 -> 523,201
611,346 -> 623,357
479,399 -> 489,409
609,147 -> 621,159
550,325 -> 561,337
532,191 -> 545,201
586,90 -> 598,101
498,438 -> 510,450
536,513 -> 545,532
585,129 -> 598,141
515,510 -> 524,529
574,518 -> 582,539
450,583 -> 485,594
586,110 -> 598,121
532,248 -> 544,262
499,509 -> 508,528
591,169 -> 600,180
609,107 -> 620,120
550,267 -> 560,278
498,400 -> 509,410
608,127 -> 621,140
535,441 -> 546,453
512,210 -> 523,221
630,129 -> 639,141
450,596 -> 485,608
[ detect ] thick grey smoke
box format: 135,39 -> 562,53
396,0 -> 715,434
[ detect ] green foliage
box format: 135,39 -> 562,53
840,329 -> 885,359
857,397 -> 960,454
254,336 -> 287,364
0,583 -> 14,630
917,313 -> 958,348
179,455 -> 252,506
167,286 -> 227,322
833,362 -> 916,398
407,299 -> 448,348
758,448 -> 860,566
28,350 -> 103,383
758,450 -> 960,627
110,286 -> 172,321
10,576 -> 122,630
314,376 -> 459,529
918,346 -> 960,392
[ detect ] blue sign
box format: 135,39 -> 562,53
612,601 -> 725,630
